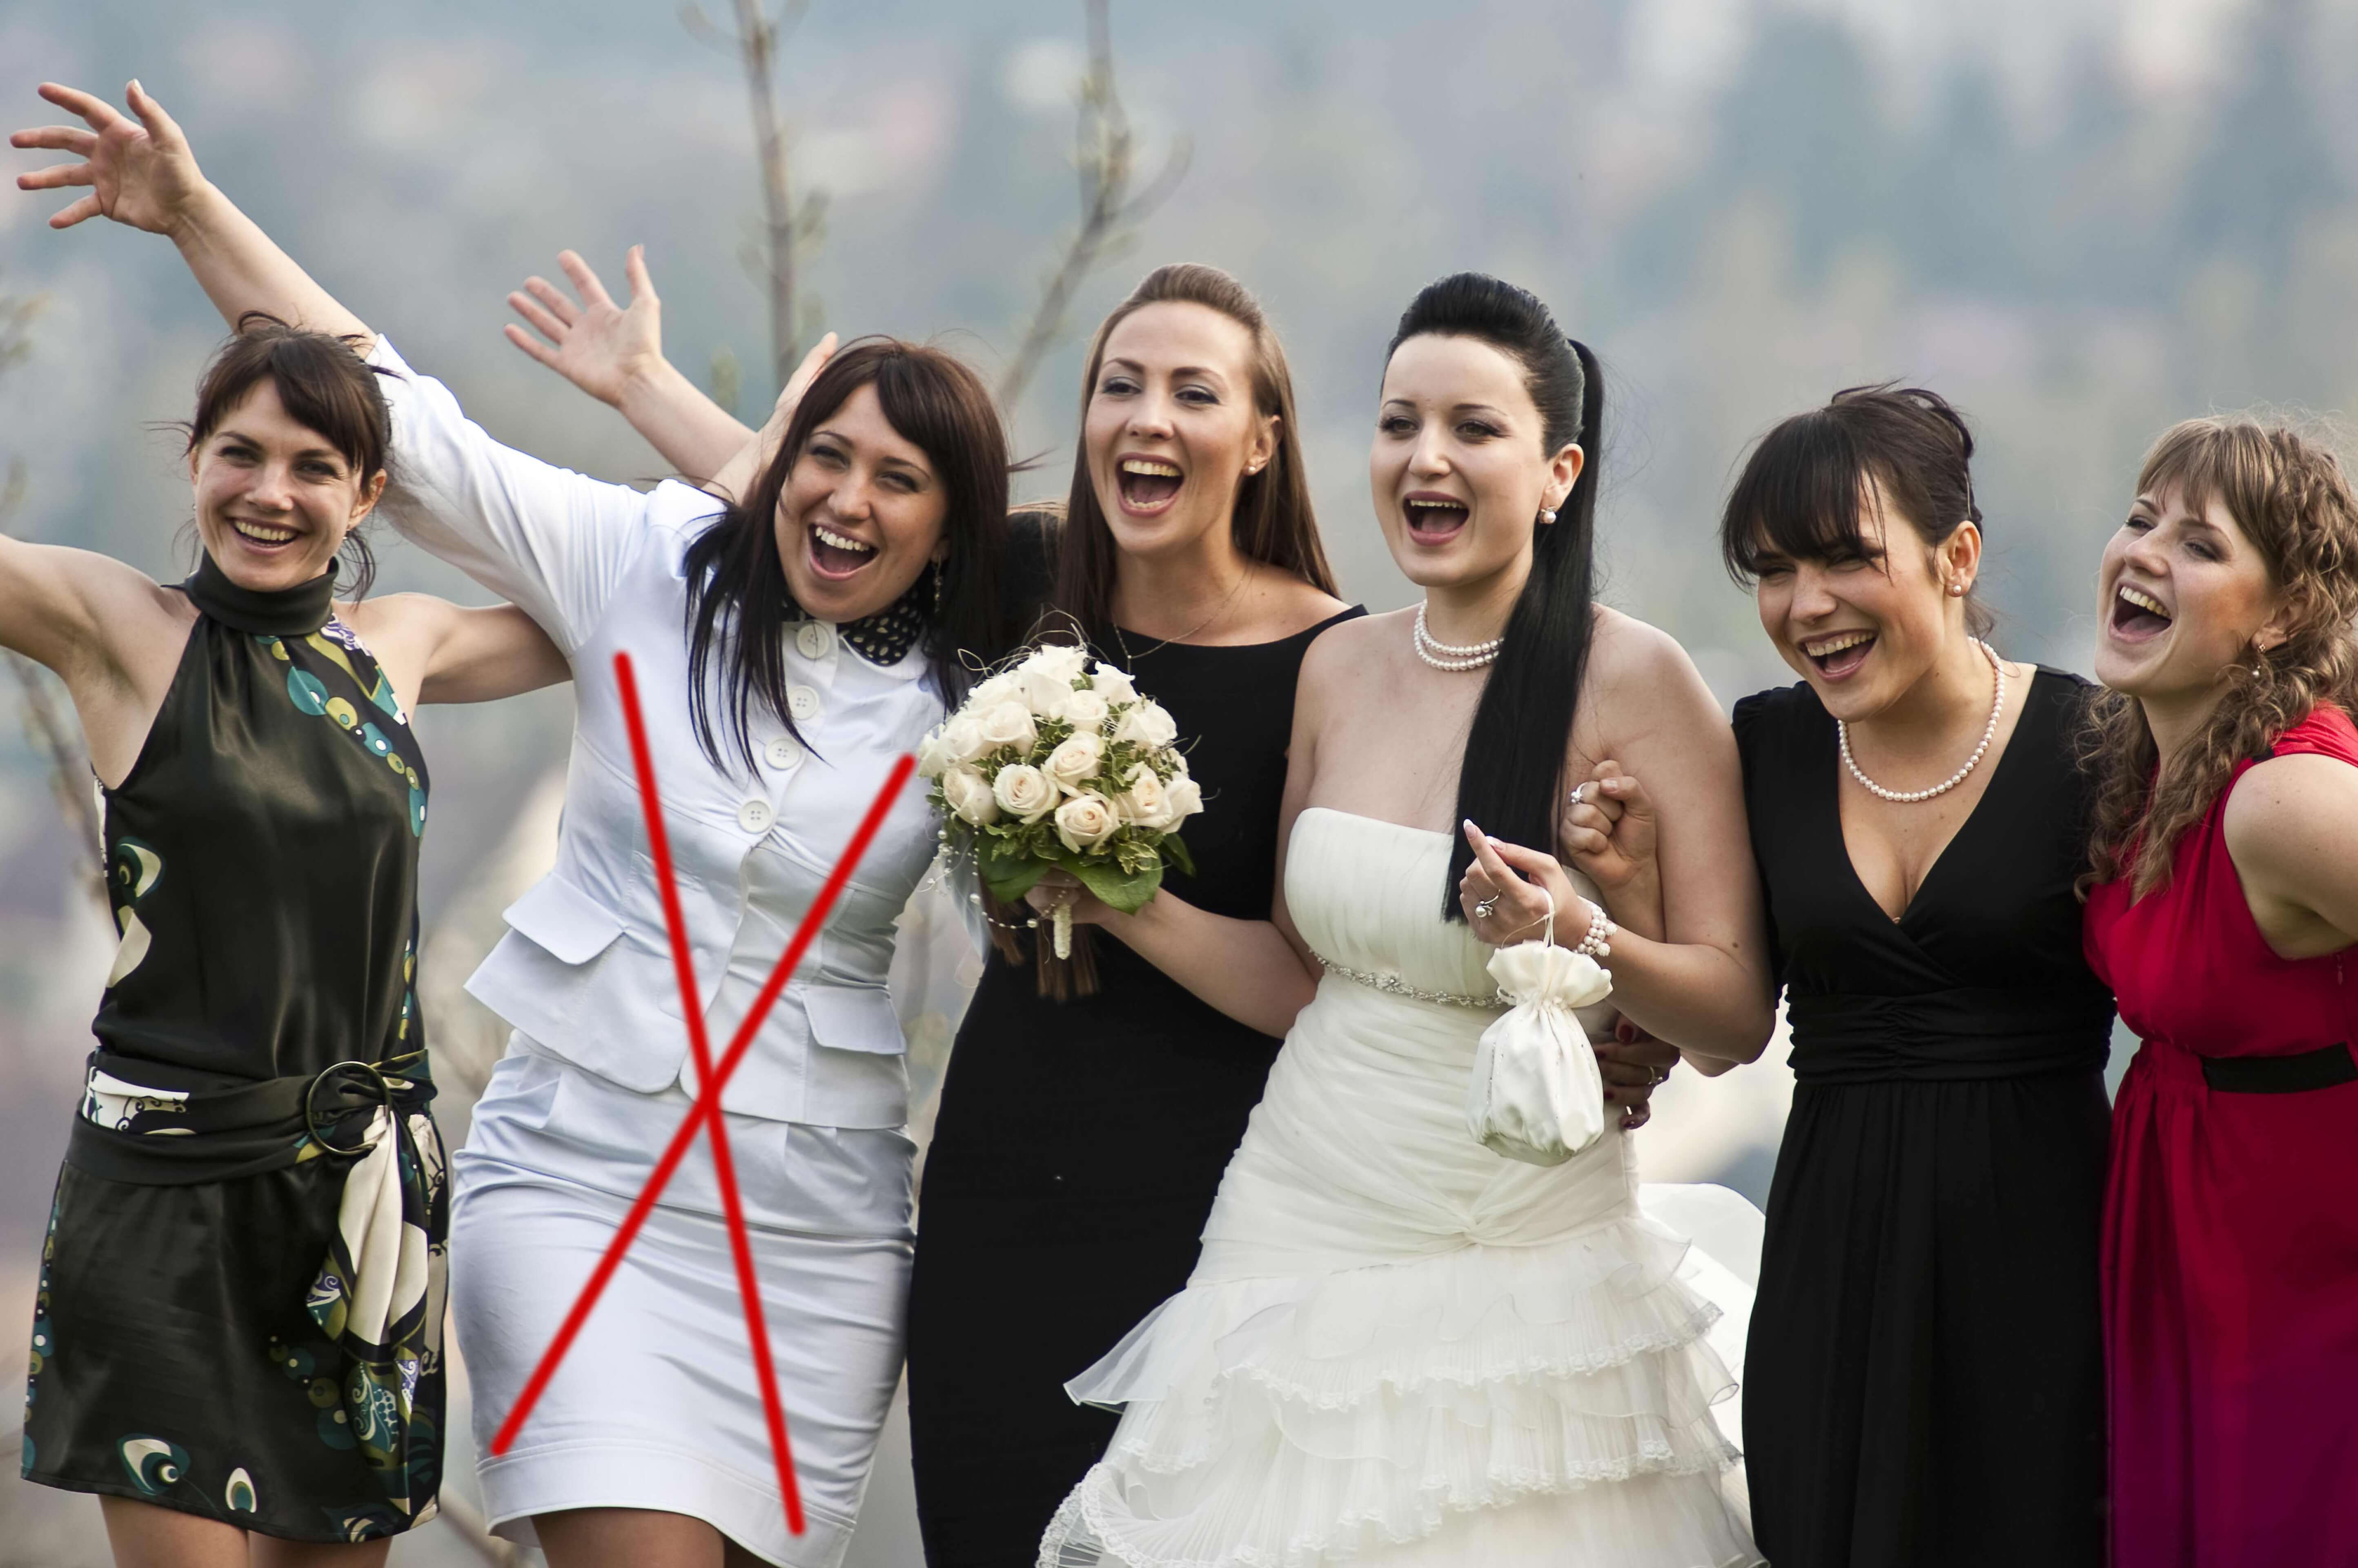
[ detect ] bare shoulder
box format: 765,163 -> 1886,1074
1262,569 -> 1354,640
2224,752 -> 2358,868
1585,606 -> 1713,713
1298,606 -> 1399,681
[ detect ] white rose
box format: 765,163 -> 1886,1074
1161,773 -> 1204,822
1020,644 -> 1090,682
1020,666 -> 1075,720
940,711 -> 990,765
1114,763 -> 1171,828
916,727 -> 953,780
940,764 -> 999,825
1060,687 -> 1111,733
1054,791 -> 1121,853
1114,699 -> 1180,750
969,671 -> 1022,709
1089,665 -> 1138,705
1044,732 -> 1104,793
992,763 -> 1058,823
975,700 -> 1038,755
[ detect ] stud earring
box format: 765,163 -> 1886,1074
1538,507 -> 1558,526
1948,581 -> 1966,597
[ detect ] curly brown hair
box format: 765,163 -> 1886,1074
2082,416 -> 2358,900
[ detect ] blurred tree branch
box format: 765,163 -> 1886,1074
999,0 -> 1191,408
684,0 -> 827,385
0,278 -> 105,915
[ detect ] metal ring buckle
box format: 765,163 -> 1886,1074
304,1060 -> 394,1156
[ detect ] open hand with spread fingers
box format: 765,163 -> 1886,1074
1559,758 -> 1659,898
13,79 -> 209,235
504,247 -> 668,410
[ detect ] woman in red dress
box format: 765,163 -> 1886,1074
2082,416 -> 2358,1567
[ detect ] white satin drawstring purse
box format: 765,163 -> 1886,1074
1464,892 -> 1616,1165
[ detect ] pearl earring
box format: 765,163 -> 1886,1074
1948,582 -> 1965,597
1539,507 -> 1558,526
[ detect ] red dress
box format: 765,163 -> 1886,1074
2083,705 -> 2358,1568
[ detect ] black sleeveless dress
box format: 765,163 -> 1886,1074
20,556 -> 448,1543
907,608 -> 1361,1567
1733,670 -> 2113,1567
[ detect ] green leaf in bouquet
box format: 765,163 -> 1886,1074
1066,852 -> 1163,914
1159,832 -> 1196,877
976,833 -> 1051,902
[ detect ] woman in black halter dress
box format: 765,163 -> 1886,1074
0,225 -> 562,1557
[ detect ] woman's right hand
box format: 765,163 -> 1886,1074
504,247 -> 668,410
13,80 -> 211,236
1559,759 -> 1659,897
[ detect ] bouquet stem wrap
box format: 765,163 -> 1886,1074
1465,896 -> 1616,1165
1052,899 -> 1073,960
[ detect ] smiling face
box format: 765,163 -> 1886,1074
2095,481 -> 2286,704
1752,485 -> 1978,721
1082,301 -> 1277,563
1370,333 -> 1580,592
775,382 -> 950,621
187,380 -> 384,592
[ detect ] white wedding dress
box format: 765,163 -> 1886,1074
1038,808 -> 1762,1567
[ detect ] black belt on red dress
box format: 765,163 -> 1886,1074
2200,1042 -> 2358,1094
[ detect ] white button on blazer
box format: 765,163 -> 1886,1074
366,338 -> 949,1127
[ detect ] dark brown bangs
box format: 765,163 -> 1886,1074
1719,407 -> 1883,581
1719,383 -> 1982,587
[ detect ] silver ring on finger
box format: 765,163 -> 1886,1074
1474,894 -> 1502,920
1569,782 -> 1593,806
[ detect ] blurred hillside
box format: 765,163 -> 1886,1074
4,0 -> 2355,1558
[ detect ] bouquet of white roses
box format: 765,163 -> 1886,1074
918,643 -> 1204,966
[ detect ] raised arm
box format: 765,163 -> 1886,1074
503,247 -> 759,484
16,81 -> 369,343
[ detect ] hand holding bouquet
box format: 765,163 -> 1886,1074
920,644 -> 1204,964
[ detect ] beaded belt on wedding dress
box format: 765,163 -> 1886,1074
1317,956 -> 1505,1011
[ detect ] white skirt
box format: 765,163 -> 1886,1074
450,1040 -> 914,1568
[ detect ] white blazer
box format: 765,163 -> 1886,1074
368,337 -> 946,1128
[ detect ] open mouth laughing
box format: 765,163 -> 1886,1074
808,521 -> 878,581
227,515 -> 304,552
1116,456 -> 1183,516
2108,582 -> 2173,643
1402,492 -> 1471,544
1799,628 -> 1876,679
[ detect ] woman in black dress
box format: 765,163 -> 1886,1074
1596,387 -> 2112,1564
9,82 -> 567,1562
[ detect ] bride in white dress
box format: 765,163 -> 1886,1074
1029,274 -> 1777,1566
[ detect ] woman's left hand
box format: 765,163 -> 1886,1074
13,80 -> 209,235
1024,870 -> 1115,928
1596,1017 -> 1677,1131
1458,820 -> 1586,947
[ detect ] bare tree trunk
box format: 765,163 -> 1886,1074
999,0 -> 1190,408
734,0 -> 803,382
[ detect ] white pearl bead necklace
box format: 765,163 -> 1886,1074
1414,603 -> 1502,672
1837,639 -> 2004,804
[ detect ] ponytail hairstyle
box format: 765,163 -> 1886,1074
681,337 -> 1013,772
1385,274 -> 1603,918
1051,263 -> 1337,635
2081,416 -> 2358,899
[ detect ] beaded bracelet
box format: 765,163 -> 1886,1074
1574,901 -> 1616,960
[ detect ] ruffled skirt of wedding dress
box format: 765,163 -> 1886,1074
1037,1202 -> 1757,1567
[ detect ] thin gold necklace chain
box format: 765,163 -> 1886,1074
1110,563 -> 1252,666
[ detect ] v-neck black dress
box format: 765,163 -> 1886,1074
1733,670 -> 2114,1568
906,608 -> 1362,1568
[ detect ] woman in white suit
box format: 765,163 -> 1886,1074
20,81 -> 1020,1568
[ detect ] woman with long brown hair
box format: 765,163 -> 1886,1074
2081,417 -> 2358,1568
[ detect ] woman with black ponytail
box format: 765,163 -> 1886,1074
1035,274 -> 1772,1565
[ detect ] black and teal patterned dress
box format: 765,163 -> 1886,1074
20,554 -> 448,1543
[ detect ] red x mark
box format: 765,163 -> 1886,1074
488,650 -> 918,1539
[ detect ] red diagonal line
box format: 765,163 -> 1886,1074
611,651 -> 801,1533
488,653 -> 919,1542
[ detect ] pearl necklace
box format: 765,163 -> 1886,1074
1838,639 -> 2005,804
1414,602 -> 1503,672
